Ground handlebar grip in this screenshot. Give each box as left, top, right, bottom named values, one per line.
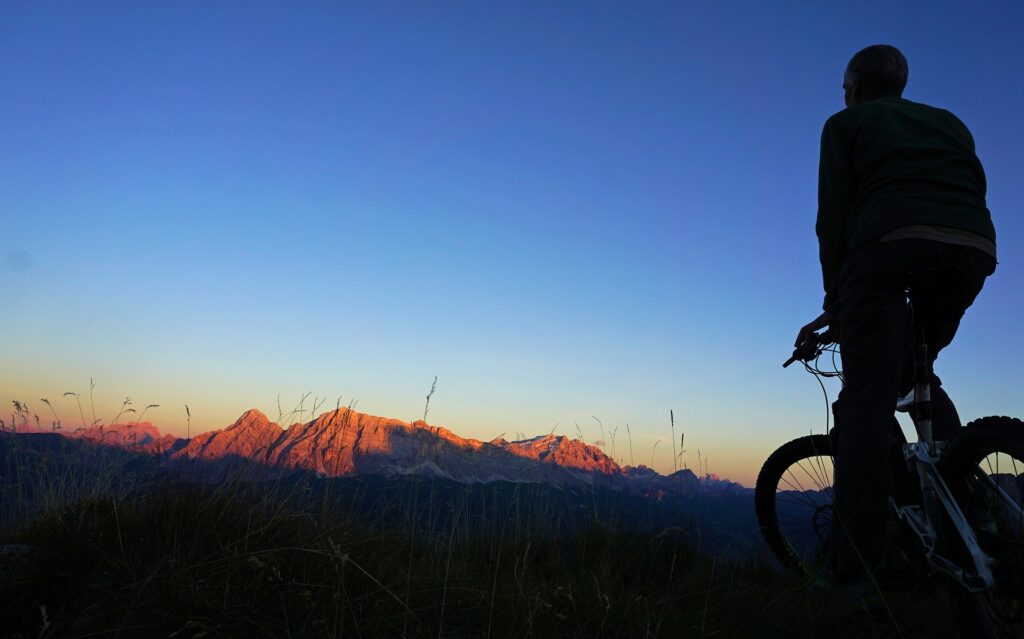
left=784, top=329, right=833, bottom=368
left=819, top=327, right=838, bottom=345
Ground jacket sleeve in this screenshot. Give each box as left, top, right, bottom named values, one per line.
left=816, top=115, right=853, bottom=314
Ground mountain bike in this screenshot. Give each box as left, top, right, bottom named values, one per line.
left=754, top=284, right=1024, bottom=638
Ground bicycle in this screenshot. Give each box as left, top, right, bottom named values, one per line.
left=754, top=279, right=1024, bottom=638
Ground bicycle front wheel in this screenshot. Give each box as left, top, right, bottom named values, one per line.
left=755, top=434, right=835, bottom=576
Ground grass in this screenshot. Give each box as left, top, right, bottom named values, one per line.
left=0, top=400, right=980, bottom=638
left=0, top=480, right=903, bottom=639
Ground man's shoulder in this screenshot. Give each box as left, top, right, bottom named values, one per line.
left=853, top=96, right=964, bottom=125
left=821, top=109, right=849, bottom=135
left=825, top=97, right=970, bottom=140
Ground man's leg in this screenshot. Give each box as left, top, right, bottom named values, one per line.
left=897, top=245, right=995, bottom=440
left=831, top=241, right=996, bottom=581
left=831, top=242, right=908, bottom=582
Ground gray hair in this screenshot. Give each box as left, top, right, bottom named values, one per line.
left=846, top=45, right=908, bottom=99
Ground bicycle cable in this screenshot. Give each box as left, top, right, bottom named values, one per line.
left=800, top=343, right=843, bottom=436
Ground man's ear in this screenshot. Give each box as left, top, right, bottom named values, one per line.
left=845, top=78, right=860, bottom=107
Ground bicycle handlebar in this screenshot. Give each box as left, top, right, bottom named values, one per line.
left=783, top=328, right=837, bottom=368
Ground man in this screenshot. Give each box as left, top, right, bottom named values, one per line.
left=794, top=44, right=997, bottom=585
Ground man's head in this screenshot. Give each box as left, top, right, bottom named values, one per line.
left=843, top=45, right=908, bottom=107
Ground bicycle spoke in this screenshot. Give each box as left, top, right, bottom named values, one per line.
left=798, top=456, right=831, bottom=491
left=777, top=512, right=822, bottom=526
left=787, top=462, right=830, bottom=496
left=807, top=454, right=836, bottom=500
left=978, top=453, right=1024, bottom=538
left=796, top=458, right=831, bottom=494
left=779, top=471, right=811, bottom=497
left=813, top=453, right=835, bottom=489
left=775, top=499, right=812, bottom=514
left=778, top=472, right=824, bottom=510
left=772, top=455, right=834, bottom=565
left=776, top=488, right=824, bottom=513
left=776, top=493, right=826, bottom=509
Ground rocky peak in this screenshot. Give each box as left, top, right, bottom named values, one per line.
left=174, top=409, right=283, bottom=464
left=229, top=409, right=276, bottom=431
left=501, top=433, right=621, bottom=475
left=622, top=464, right=658, bottom=478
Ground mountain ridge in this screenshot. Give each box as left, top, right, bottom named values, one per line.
left=14, top=407, right=748, bottom=495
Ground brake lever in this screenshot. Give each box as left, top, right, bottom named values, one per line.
left=783, top=333, right=828, bottom=368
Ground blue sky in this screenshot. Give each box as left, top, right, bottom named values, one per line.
left=3, top=1, right=1022, bottom=484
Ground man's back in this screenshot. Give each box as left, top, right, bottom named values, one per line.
left=816, top=96, right=996, bottom=311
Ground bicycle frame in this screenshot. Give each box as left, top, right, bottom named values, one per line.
left=898, top=441, right=995, bottom=591
left=895, top=299, right=995, bottom=592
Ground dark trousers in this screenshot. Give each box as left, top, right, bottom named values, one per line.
left=830, top=238, right=995, bottom=580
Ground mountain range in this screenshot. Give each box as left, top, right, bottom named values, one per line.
left=11, top=407, right=749, bottom=497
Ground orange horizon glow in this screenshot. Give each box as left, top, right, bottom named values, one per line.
left=3, top=383, right=765, bottom=487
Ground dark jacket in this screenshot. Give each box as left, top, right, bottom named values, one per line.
left=816, top=95, right=996, bottom=313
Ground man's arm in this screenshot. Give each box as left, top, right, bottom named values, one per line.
left=815, top=115, right=853, bottom=314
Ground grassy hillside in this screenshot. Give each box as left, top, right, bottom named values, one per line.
left=0, top=433, right=968, bottom=638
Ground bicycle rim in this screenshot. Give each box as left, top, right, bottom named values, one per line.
left=942, top=417, right=1024, bottom=634
left=756, top=435, right=835, bottom=574
left=965, top=453, right=1024, bottom=627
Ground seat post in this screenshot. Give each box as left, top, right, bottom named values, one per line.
left=910, top=296, right=935, bottom=455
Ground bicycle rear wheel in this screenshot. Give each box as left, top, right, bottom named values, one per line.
left=939, top=416, right=1024, bottom=638
left=755, top=434, right=835, bottom=575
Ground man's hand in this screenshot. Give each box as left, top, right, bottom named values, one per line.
left=794, top=311, right=833, bottom=349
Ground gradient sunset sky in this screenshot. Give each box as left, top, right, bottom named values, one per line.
left=3, top=2, right=1022, bottom=485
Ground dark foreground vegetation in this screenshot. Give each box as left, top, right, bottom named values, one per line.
left=0, top=432, right=972, bottom=638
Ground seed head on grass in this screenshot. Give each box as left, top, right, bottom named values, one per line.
left=63, top=391, right=86, bottom=430
left=11, top=400, right=30, bottom=431
left=134, top=404, right=160, bottom=427
left=310, top=395, right=326, bottom=421
left=423, top=376, right=438, bottom=423
left=626, top=424, right=634, bottom=467
left=40, top=398, right=60, bottom=431
left=88, top=378, right=96, bottom=428
left=670, top=410, right=677, bottom=474
left=109, top=396, right=133, bottom=427
left=591, top=417, right=605, bottom=452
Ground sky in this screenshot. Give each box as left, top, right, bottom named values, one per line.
left=3, top=1, right=1023, bottom=486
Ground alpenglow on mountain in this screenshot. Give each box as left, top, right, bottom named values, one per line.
left=14, top=407, right=748, bottom=496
